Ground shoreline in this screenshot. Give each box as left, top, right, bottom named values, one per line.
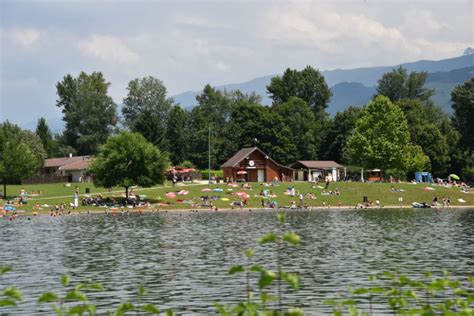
left=2, top=204, right=474, bottom=218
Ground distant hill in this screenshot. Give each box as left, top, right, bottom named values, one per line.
left=173, top=54, right=473, bottom=114
left=425, top=66, right=474, bottom=113
left=22, top=54, right=472, bottom=132
left=328, top=82, right=377, bottom=115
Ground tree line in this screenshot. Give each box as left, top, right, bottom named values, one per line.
left=1, top=66, right=473, bottom=189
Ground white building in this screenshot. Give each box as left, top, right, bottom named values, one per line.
left=291, top=160, right=345, bottom=182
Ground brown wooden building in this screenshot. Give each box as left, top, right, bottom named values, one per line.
left=221, top=147, right=293, bottom=182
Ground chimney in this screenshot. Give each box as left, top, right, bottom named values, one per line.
left=69, top=153, right=73, bottom=158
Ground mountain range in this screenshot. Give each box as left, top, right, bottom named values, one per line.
left=173, top=52, right=474, bottom=115
left=21, top=51, right=474, bottom=132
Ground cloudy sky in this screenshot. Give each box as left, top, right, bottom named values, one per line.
left=1, top=0, right=472, bottom=126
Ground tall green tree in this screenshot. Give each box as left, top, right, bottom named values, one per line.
left=166, top=105, right=191, bottom=165
left=122, top=76, right=173, bottom=149
left=267, top=66, right=332, bottom=116
left=397, top=99, right=450, bottom=175
left=189, top=85, right=232, bottom=169
left=346, top=96, right=412, bottom=172
left=35, top=117, right=56, bottom=157
left=405, top=144, right=431, bottom=175
left=377, top=67, right=433, bottom=102
left=225, top=101, right=297, bottom=165
left=319, top=106, right=363, bottom=163
left=272, top=97, right=318, bottom=160
left=89, top=132, right=169, bottom=199
left=56, top=71, right=118, bottom=155
left=451, top=78, right=474, bottom=151
left=0, top=122, right=45, bottom=197
left=451, top=78, right=474, bottom=180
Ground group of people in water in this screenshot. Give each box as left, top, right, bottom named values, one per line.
left=432, top=196, right=451, bottom=207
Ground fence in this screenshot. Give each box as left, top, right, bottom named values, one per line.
left=22, top=175, right=69, bottom=185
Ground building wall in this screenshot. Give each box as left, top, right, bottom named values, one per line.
left=223, top=168, right=233, bottom=180
left=69, top=170, right=85, bottom=182
left=222, top=149, right=294, bottom=182
left=265, top=160, right=280, bottom=182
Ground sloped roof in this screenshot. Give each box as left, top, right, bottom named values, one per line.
left=295, top=160, right=344, bottom=169
left=221, top=147, right=258, bottom=168
left=59, top=158, right=93, bottom=171
left=221, top=147, right=293, bottom=170
left=44, top=156, right=84, bottom=168
left=44, top=156, right=92, bottom=171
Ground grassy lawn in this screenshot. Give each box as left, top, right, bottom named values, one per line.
left=1, top=181, right=473, bottom=215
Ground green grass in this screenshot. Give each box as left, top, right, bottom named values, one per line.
left=1, top=181, right=473, bottom=215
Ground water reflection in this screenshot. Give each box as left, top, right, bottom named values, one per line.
left=0, top=209, right=473, bottom=314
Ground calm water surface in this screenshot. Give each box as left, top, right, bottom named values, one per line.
left=0, top=208, right=473, bottom=315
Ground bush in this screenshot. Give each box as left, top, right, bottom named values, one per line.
left=385, top=168, right=407, bottom=181
left=179, top=160, right=195, bottom=169
left=201, top=170, right=224, bottom=180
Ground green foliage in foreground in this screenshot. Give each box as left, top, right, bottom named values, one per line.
left=215, top=212, right=302, bottom=315
left=1, top=214, right=473, bottom=315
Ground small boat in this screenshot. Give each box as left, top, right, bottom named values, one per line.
left=412, top=202, right=431, bottom=208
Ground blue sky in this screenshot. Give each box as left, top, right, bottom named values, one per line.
left=1, top=0, right=472, bottom=126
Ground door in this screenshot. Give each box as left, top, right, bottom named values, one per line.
left=258, top=169, right=265, bottom=182
left=297, top=171, right=304, bottom=181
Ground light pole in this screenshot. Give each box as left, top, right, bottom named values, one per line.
left=208, top=125, right=211, bottom=187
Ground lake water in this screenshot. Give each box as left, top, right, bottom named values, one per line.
left=0, top=208, right=473, bottom=315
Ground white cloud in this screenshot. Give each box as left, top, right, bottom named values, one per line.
left=261, top=2, right=470, bottom=68
left=77, top=34, right=139, bottom=64
left=2, top=28, right=41, bottom=49
left=1, top=0, right=472, bottom=125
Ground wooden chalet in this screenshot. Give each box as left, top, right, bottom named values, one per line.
left=221, top=147, right=293, bottom=182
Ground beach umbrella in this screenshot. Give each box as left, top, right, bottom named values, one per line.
left=449, top=174, right=460, bottom=180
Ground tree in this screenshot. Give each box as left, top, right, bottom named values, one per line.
left=272, top=97, right=318, bottom=160
left=267, top=66, right=332, bottom=115
left=166, top=105, right=191, bottom=165
left=225, top=101, right=297, bottom=165
left=376, top=67, right=433, bottom=102
left=405, top=144, right=431, bottom=175
left=122, top=76, right=173, bottom=149
left=346, top=96, right=411, bottom=172
left=89, top=132, right=169, bottom=199
left=397, top=99, right=450, bottom=175
left=319, top=106, right=363, bottom=163
left=35, top=118, right=56, bottom=157
left=189, top=85, right=232, bottom=169
left=56, top=72, right=118, bottom=155
left=451, top=78, right=474, bottom=151
left=0, top=122, right=44, bottom=197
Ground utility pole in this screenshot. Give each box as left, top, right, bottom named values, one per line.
left=208, top=125, right=211, bottom=187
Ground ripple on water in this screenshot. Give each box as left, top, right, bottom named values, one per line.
left=0, top=208, right=473, bottom=314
